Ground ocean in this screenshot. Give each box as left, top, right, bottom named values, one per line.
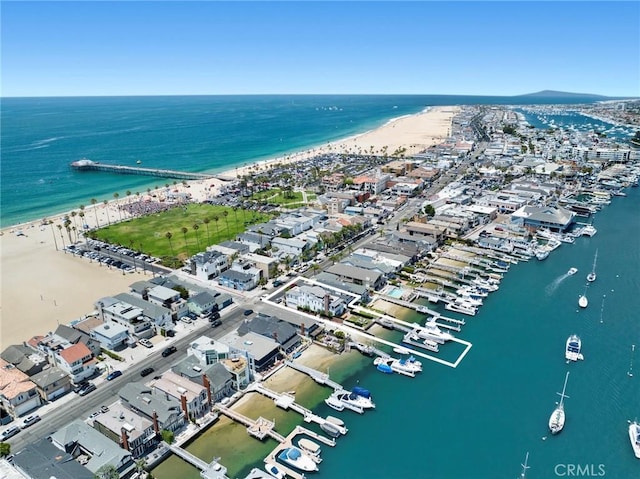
left=3, top=94, right=638, bottom=478
left=0, top=94, right=609, bottom=228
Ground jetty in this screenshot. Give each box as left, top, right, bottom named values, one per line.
left=70, top=158, right=215, bottom=181
left=284, top=361, right=343, bottom=391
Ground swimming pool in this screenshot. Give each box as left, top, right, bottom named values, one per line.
left=387, top=287, right=405, bottom=299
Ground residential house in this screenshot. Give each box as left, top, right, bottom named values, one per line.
left=146, top=285, right=189, bottom=320
left=112, top=293, right=174, bottom=334
left=189, top=250, right=230, bottom=281
left=119, top=383, right=185, bottom=435
left=326, top=264, right=385, bottom=291
left=95, top=298, right=155, bottom=340
left=218, top=330, right=280, bottom=377
left=93, top=402, right=158, bottom=458
left=242, top=252, right=279, bottom=279
left=217, top=269, right=258, bottom=291
left=285, top=284, right=346, bottom=317
left=405, top=221, right=448, bottom=245
left=49, top=419, right=134, bottom=478
left=55, top=324, right=102, bottom=358
left=0, top=344, right=47, bottom=376
left=186, top=337, right=250, bottom=390
left=150, top=371, right=209, bottom=420
left=172, top=357, right=234, bottom=403
left=90, top=321, right=130, bottom=350
left=11, top=438, right=93, bottom=479
left=237, top=231, right=271, bottom=252
left=0, top=359, right=42, bottom=419
left=53, top=343, right=97, bottom=384
left=30, top=366, right=71, bottom=401
left=237, top=313, right=302, bottom=354
left=188, top=291, right=218, bottom=316
left=271, top=237, right=310, bottom=258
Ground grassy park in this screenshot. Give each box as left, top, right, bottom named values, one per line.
left=91, top=204, right=271, bottom=266
left=249, top=188, right=314, bottom=208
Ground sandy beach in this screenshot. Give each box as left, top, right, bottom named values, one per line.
left=0, top=106, right=457, bottom=349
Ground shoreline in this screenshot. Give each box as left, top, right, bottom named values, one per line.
left=0, top=106, right=457, bottom=349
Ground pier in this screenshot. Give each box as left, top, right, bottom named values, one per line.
left=284, top=361, right=343, bottom=391
left=70, top=158, right=215, bottom=181
left=168, top=444, right=228, bottom=479
left=215, top=405, right=285, bottom=443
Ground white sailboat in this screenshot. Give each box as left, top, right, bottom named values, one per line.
left=549, top=371, right=570, bottom=434
left=578, top=285, right=588, bottom=308
left=587, top=249, right=598, bottom=282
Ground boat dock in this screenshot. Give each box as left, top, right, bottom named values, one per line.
left=70, top=158, right=215, bottom=181
left=284, top=361, right=343, bottom=391
left=402, top=332, right=440, bottom=352
left=263, top=425, right=334, bottom=479
left=168, top=444, right=228, bottom=479
left=249, top=383, right=342, bottom=438
left=215, top=405, right=285, bottom=443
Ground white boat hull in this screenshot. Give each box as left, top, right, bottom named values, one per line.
left=629, top=422, right=640, bottom=459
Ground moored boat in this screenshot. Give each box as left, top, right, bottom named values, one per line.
left=319, top=421, right=341, bottom=438
left=565, top=335, right=584, bottom=361
left=324, top=394, right=345, bottom=412
left=277, top=447, right=318, bottom=472
left=549, top=371, right=570, bottom=435
left=264, top=462, right=285, bottom=479
left=298, top=438, right=322, bottom=458
left=629, top=420, right=640, bottom=459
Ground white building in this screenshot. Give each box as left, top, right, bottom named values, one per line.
left=285, top=284, right=346, bottom=317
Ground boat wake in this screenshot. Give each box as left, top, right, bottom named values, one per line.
left=545, top=274, right=569, bottom=295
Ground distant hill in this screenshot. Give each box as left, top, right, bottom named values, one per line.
left=514, top=90, right=611, bottom=100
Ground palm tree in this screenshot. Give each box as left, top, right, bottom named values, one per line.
left=203, top=217, right=211, bottom=245
left=181, top=226, right=189, bottom=255
left=165, top=232, right=175, bottom=257
left=48, top=220, right=59, bottom=251
left=78, top=211, right=85, bottom=231
left=232, top=206, right=239, bottom=226
left=103, top=200, right=111, bottom=225
left=90, top=198, right=99, bottom=227
left=125, top=190, right=132, bottom=204
left=70, top=210, right=78, bottom=234
left=222, top=210, right=229, bottom=232
left=213, top=214, right=220, bottom=238
left=113, top=192, right=122, bottom=221
left=57, top=224, right=66, bottom=249
left=193, top=223, right=201, bottom=250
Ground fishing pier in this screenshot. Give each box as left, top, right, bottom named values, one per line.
left=70, top=158, right=215, bottom=181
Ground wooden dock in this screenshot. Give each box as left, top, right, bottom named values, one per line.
left=263, top=426, right=333, bottom=479
left=215, top=405, right=285, bottom=443
left=284, top=361, right=343, bottom=391
left=168, top=444, right=229, bottom=479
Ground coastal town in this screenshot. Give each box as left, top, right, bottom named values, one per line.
left=1, top=101, right=640, bottom=479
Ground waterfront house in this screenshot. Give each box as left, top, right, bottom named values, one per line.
left=218, top=330, right=280, bottom=377
left=285, top=284, right=346, bottom=317
left=11, top=438, right=93, bottom=479
left=30, top=366, right=72, bottom=401
left=237, top=313, right=301, bottom=354
left=326, top=263, right=385, bottom=291
left=50, top=419, right=134, bottom=478
left=0, top=359, right=42, bottom=419
left=0, top=343, right=47, bottom=376
left=314, top=272, right=371, bottom=304
left=119, top=383, right=185, bottom=435
left=52, top=342, right=97, bottom=384
left=112, top=293, right=174, bottom=334
left=186, top=337, right=251, bottom=390
left=150, top=370, right=209, bottom=420
left=510, top=205, right=575, bottom=232
left=95, top=298, right=155, bottom=340
left=93, top=402, right=158, bottom=458
left=55, top=324, right=102, bottom=358
left=173, top=356, right=234, bottom=403
left=90, top=321, right=130, bottom=350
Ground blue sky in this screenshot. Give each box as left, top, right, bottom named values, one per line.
left=2, top=1, right=638, bottom=97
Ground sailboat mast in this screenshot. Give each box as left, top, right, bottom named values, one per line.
left=557, top=371, right=570, bottom=406
left=520, top=452, right=530, bottom=479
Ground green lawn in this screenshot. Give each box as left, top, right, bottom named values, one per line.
left=92, top=204, right=271, bottom=263
left=249, top=188, right=304, bottom=205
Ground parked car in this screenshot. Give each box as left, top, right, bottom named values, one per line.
left=243, top=309, right=254, bottom=316
left=162, top=346, right=177, bottom=358
left=180, top=317, right=192, bottom=324
left=78, top=382, right=97, bottom=396
left=88, top=411, right=101, bottom=420
left=1, top=426, right=20, bottom=440
left=106, top=370, right=123, bottom=381
left=22, top=414, right=41, bottom=428
left=100, top=405, right=110, bottom=413
left=138, top=339, right=153, bottom=348
left=209, top=312, right=221, bottom=321
left=140, top=367, right=155, bottom=377
left=73, top=382, right=88, bottom=394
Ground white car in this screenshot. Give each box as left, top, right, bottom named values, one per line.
left=22, top=414, right=41, bottom=428
left=138, top=339, right=153, bottom=348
